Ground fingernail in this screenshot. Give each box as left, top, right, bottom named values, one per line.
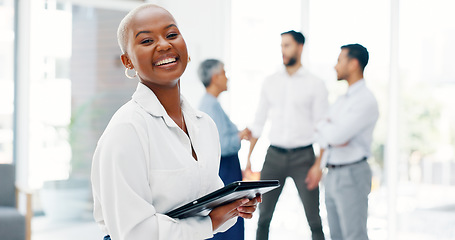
left=241, top=199, right=249, bottom=204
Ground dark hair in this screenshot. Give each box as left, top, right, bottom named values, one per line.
left=341, top=44, right=369, bottom=70
left=281, top=30, right=305, bottom=45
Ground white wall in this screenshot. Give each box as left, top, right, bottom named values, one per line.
left=155, top=0, right=231, bottom=107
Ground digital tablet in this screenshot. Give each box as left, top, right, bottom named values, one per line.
left=165, top=180, right=280, bottom=219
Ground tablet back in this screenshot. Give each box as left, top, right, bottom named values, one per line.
left=166, top=180, right=280, bottom=219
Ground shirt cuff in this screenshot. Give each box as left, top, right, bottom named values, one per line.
left=215, top=216, right=237, bottom=234
left=320, top=151, right=328, bottom=169
left=248, top=125, right=261, bottom=139
left=315, top=132, right=329, bottom=149
left=186, top=215, right=213, bottom=240
left=157, top=214, right=214, bottom=240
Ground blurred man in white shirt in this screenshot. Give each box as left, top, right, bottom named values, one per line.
left=314, top=44, right=379, bottom=240
left=244, top=30, right=327, bottom=240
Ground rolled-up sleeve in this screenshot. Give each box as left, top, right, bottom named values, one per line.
left=249, top=84, right=269, bottom=138
left=315, top=120, right=330, bottom=149
left=315, top=96, right=378, bottom=147
left=312, top=81, right=329, bottom=125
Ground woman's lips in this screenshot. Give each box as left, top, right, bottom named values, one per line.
left=155, top=57, right=177, bottom=66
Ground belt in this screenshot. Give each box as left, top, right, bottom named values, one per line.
left=270, top=145, right=313, bottom=153
left=326, top=157, right=367, bottom=169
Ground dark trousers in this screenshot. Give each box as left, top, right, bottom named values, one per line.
left=210, top=153, right=245, bottom=240
left=256, top=146, right=324, bottom=240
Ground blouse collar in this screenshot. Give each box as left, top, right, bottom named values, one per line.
left=132, top=82, right=203, bottom=127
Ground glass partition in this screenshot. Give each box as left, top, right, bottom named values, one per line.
left=0, top=0, right=15, bottom=164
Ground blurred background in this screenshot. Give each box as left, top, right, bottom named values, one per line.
left=1, top=0, right=455, bottom=239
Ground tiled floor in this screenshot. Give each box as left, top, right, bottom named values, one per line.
left=32, top=180, right=455, bottom=240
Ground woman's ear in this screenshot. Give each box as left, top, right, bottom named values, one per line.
left=121, top=53, right=133, bottom=69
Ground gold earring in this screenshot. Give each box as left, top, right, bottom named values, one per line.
left=188, top=56, right=191, bottom=63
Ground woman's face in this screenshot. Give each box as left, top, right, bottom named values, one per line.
left=123, top=7, right=188, bottom=87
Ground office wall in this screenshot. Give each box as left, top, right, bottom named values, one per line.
left=68, top=0, right=231, bottom=179
left=70, top=6, right=136, bottom=179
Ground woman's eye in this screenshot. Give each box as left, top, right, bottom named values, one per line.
left=141, top=39, right=153, bottom=44
left=167, top=33, right=178, bottom=39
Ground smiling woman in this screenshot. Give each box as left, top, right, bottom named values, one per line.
left=90, top=4, right=261, bottom=240
left=120, top=7, right=188, bottom=88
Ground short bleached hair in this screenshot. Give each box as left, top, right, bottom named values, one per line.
left=117, top=4, right=171, bottom=54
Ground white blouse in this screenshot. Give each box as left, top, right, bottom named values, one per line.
left=91, top=83, right=236, bottom=240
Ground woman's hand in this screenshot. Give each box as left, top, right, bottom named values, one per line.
left=237, top=195, right=261, bottom=219
left=209, top=195, right=262, bottom=231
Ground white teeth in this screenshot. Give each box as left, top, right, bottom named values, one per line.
left=156, top=58, right=176, bottom=66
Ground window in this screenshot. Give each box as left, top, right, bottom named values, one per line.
left=0, top=0, right=14, bottom=164
left=399, top=0, right=455, bottom=185
left=28, top=1, right=73, bottom=186
left=231, top=0, right=303, bottom=170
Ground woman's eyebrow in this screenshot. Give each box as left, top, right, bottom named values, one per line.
left=135, top=30, right=151, bottom=39
left=165, top=24, right=177, bottom=29
left=135, top=24, right=178, bottom=39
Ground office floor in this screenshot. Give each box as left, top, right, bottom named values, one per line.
left=32, top=180, right=455, bottom=240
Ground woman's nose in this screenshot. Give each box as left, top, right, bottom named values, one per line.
left=156, top=37, right=171, bottom=51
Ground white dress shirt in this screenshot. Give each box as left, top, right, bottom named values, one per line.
left=249, top=66, right=329, bottom=148
left=316, top=79, right=379, bottom=166
left=91, top=83, right=236, bottom=240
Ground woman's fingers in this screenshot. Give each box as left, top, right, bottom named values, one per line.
left=237, top=205, right=257, bottom=213
left=236, top=194, right=262, bottom=219
left=241, top=195, right=262, bottom=206
left=210, top=198, right=249, bottom=230
left=222, top=198, right=249, bottom=214
left=239, top=212, right=253, bottom=219
left=210, top=195, right=262, bottom=229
